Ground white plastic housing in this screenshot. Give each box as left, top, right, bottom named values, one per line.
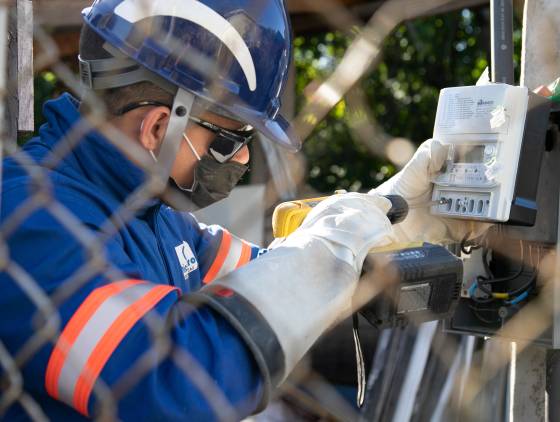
left=430, top=84, right=529, bottom=222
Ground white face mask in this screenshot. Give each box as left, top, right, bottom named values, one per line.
left=149, top=150, right=158, bottom=162
left=173, top=133, right=202, bottom=193
left=143, top=117, right=159, bottom=163
left=183, top=133, right=201, bottom=161
left=140, top=118, right=198, bottom=161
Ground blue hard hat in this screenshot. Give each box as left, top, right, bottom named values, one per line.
left=82, top=0, right=300, bottom=151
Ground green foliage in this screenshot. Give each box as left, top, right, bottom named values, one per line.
left=23, top=7, right=524, bottom=196
left=18, top=71, right=61, bottom=145
left=34, top=71, right=60, bottom=131
left=296, top=7, right=522, bottom=193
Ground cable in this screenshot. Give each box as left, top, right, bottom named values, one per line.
left=507, top=273, right=536, bottom=297
left=467, top=248, right=495, bottom=301
left=469, top=241, right=539, bottom=316
left=480, top=241, right=525, bottom=285
left=468, top=281, right=478, bottom=298
left=468, top=241, right=544, bottom=325
left=460, top=231, right=485, bottom=255
left=474, top=278, right=493, bottom=297
left=505, top=289, right=531, bottom=306
left=504, top=244, right=540, bottom=298
left=468, top=303, right=501, bottom=324
left=482, top=248, right=494, bottom=278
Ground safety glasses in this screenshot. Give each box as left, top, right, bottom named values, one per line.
left=115, top=101, right=255, bottom=163
left=188, top=116, right=254, bottom=163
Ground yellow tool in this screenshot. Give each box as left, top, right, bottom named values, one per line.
left=272, top=195, right=330, bottom=238
left=272, top=193, right=445, bottom=238
left=271, top=193, right=464, bottom=331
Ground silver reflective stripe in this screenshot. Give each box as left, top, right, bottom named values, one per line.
left=214, top=235, right=245, bottom=281
left=55, top=283, right=154, bottom=407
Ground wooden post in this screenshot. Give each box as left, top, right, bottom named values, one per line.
left=0, top=2, right=8, bottom=146
left=6, top=0, right=33, bottom=143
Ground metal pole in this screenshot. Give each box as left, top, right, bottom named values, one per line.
left=392, top=321, right=438, bottom=422
left=490, top=0, right=515, bottom=84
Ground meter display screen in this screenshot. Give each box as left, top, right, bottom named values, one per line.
left=453, top=145, right=485, bottom=163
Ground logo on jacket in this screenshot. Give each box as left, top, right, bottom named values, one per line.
left=175, top=241, right=199, bottom=280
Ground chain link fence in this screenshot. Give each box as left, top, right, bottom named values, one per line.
left=0, top=0, right=558, bottom=421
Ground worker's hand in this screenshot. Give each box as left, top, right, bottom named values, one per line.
left=200, top=192, right=397, bottom=386
left=373, top=138, right=492, bottom=244
left=295, top=192, right=397, bottom=273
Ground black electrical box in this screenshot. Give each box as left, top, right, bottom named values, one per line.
left=359, top=244, right=463, bottom=329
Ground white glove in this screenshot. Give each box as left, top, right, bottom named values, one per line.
left=374, top=138, right=492, bottom=244
left=295, top=192, right=396, bottom=273
left=193, top=192, right=396, bottom=401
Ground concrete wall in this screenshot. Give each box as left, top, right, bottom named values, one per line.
left=521, top=0, right=560, bottom=89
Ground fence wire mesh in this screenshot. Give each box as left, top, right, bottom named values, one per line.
left=0, top=0, right=557, bottom=421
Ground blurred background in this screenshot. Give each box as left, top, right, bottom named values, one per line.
left=28, top=0, right=525, bottom=196
left=9, top=1, right=559, bottom=421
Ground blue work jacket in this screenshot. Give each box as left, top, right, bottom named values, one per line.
left=0, top=93, right=264, bottom=420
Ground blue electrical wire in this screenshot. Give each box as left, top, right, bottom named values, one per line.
left=468, top=280, right=478, bottom=297
left=506, top=289, right=531, bottom=305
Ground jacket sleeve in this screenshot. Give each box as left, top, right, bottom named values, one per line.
left=0, top=190, right=263, bottom=420
left=193, top=223, right=266, bottom=284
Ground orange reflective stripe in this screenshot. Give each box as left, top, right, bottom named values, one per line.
left=203, top=230, right=232, bottom=284
left=45, top=281, right=180, bottom=416
left=73, top=285, right=177, bottom=415
left=235, top=241, right=252, bottom=269
left=45, top=280, right=144, bottom=399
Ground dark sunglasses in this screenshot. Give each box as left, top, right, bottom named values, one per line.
left=188, top=116, right=254, bottom=163
left=116, top=100, right=255, bottom=163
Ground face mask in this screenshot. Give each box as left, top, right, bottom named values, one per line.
left=185, top=155, right=248, bottom=208
left=168, top=134, right=248, bottom=209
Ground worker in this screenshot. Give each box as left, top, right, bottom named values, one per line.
left=0, top=1, right=484, bottom=420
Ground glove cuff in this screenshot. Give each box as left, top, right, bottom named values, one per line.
left=188, top=287, right=284, bottom=413
left=190, top=235, right=358, bottom=402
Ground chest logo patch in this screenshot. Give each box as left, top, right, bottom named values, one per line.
left=175, top=241, right=199, bottom=280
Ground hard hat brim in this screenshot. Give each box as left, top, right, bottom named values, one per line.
left=195, top=99, right=302, bottom=152
left=246, top=112, right=301, bottom=152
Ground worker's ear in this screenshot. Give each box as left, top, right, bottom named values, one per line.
left=138, top=107, right=171, bottom=153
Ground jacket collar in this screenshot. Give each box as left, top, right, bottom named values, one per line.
left=39, top=93, right=155, bottom=206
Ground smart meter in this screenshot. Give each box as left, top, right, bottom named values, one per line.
left=430, top=84, right=550, bottom=225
